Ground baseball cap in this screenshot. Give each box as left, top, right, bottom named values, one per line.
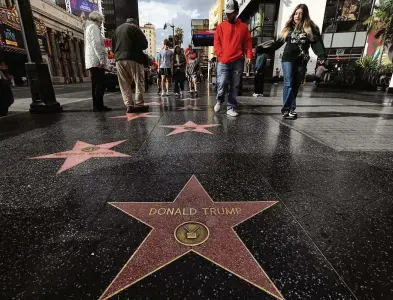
left=224, top=0, right=239, bottom=14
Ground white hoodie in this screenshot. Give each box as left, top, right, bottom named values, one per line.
left=84, top=21, right=107, bottom=69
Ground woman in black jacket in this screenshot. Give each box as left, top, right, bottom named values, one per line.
left=173, top=45, right=186, bottom=96
left=257, top=4, right=327, bottom=119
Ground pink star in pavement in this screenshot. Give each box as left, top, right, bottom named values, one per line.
left=180, top=97, right=201, bottom=101
left=177, top=105, right=202, bottom=111
left=110, top=113, right=158, bottom=121
left=160, top=121, right=219, bottom=136
left=144, top=102, right=162, bottom=106
left=30, top=140, right=130, bottom=174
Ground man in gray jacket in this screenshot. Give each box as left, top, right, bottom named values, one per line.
left=113, top=18, right=149, bottom=113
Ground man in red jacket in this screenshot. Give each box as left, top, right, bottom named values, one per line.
left=214, top=0, right=252, bottom=117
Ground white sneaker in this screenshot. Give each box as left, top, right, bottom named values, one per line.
left=165, top=91, right=169, bottom=96
left=161, top=91, right=165, bottom=97
left=214, top=102, right=221, bottom=113
left=175, top=93, right=179, bottom=96
left=253, top=93, right=258, bottom=97
left=180, top=91, right=183, bottom=96
left=227, top=108, right=238, bottom=117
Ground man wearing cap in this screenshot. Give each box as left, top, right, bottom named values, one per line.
left=214, top=0, right=252, bottom=117
left=112, top=18, right=149, bottom=113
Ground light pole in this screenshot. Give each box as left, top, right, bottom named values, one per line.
left=164, top=22, right=175, bottom=47
left=15, top=0, right=62, bottom=113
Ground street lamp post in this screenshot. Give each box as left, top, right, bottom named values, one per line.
left=164, top=22, right=175, bottom=46
left=15, top=0, right=62, bottom=113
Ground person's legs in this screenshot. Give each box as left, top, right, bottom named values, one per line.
left=281, top=61, right=295, bottom=113
left=132, top=61, right=145, bottom=106
left=90, top=67, right=99, bottom=108
left=180, top=75, right=185, bottom=92
left=193, top=77, right=198, bottom=92
left=95, top=68, right=106, bottom=108
left=174, top=70, right=180, bottom=94
left=216, top=62, right=229, bottom=104
left=161, top=71, right=166, bottom=94
left=165, top=69, right=171, bottom=93
left=292, top=63, right=307, bottom=110
left=227, top=59, right=244, bottom=110
left=116, top=60, right=134, bottom=108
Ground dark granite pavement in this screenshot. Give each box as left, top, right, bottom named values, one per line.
left=0, top=84, right=392, bottom=300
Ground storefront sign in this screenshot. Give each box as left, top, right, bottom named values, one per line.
left=0, top=21, right=24, bottom=49
left=70, top=0, right=99, bottom=21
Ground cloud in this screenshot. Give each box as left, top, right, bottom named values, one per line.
left=139, top=0, right=210, bottom=50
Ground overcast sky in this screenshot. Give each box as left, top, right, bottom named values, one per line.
left=139, top=0, right=213, bottom=51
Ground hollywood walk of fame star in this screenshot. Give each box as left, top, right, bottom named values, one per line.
left=160, top=121, right=219, bottom=136
left=144, top=102, right=162, bottom=106
left=100, top=176, right=283, bottom=300
left=177, top=105, right=202, bottom=111
left=110, top=113, right=158, bottom=121
left=30, top=140, right=129, bottom=174
left=180, top=97, right=201, bottom=101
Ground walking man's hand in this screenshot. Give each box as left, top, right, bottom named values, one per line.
left=246, top=58, right=251, bottom=65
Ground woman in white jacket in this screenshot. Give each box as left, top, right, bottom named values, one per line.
left=84, top=12, right=111, bottom=112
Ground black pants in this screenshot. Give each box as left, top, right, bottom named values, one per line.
left=90, top=67, right=106, bottom=109
left=174, top=69, right=185, bottom=93
left=254, top=72, right=264, bottom=94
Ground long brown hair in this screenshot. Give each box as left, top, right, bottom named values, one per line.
left=281, top=4, right=316, bottom=41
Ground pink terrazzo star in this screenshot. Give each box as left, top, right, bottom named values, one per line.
left=110, top=113, right=158, bottom=121
left=160, top=121, right=219, bottom=136
left=177, top=105, right=202, bottom=111
left=144, top=102, right=162, bottom=106
left=99, top=176, right=283, bottom=300
left=180, top=97, right=201, bottom=101
left=30, top=140, right=130, bottom=174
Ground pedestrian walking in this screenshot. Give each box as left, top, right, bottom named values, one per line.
left=253, top=52, right=266, bottom=97
left=158, top=40, right=173, bottom=97
left=186, top=51, right=200, bottom=95
left=173, top=45, right=186, bottom=96
left=113, top=17, right=149, bottom=113
left=257, top=4, right=327, bottom=119
left=273, top=68, right=281, bottom=85
left=214, top=0, right=252, bottom=117
left=84, top=12, right=111, bottom=112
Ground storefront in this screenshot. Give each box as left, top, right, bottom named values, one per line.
left=0, top=1, right=89, bottom=84
left=238, top=0, right=280, bottom=77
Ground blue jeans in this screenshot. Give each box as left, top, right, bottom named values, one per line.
left=282, top=61, right=306, bottom=112
left=216, top=60, right=244, bottom=109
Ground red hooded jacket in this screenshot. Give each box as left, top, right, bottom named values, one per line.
left=214, top=19, right=252, bottom=64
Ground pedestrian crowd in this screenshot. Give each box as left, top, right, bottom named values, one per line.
left=82, top=1, right=328, bottom=119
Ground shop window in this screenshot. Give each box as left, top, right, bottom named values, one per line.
left=336, top=20, right=357, bottom=32
left=358, top=0, right=373, bottom=21
left=324, top=0, right=339, bottom=22
left=331, top=32, right=355, bottom=47
left=323, top=22, right=337, bottom=33
left=337, top=0, right=361, bottom=21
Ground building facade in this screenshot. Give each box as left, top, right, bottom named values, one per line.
left=141, top=23, right=156, bottom=58
left=208, top=0, right=223, bottom=60
left=0, top=0, right=89, bottom=84
left=237, top=0, right=376, bottom=76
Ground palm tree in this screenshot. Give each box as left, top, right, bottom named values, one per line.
left=364, top=0, right=393, bottom=64
left=174, top=27, right=184, bottom=46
